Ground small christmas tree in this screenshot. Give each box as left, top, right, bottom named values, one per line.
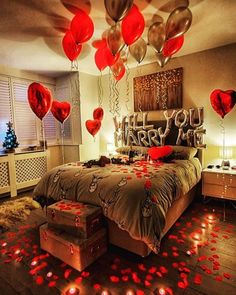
left=3, top=122, right=19, bottom=152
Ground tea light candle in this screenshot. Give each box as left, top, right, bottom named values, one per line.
left=201, top=222, right=207, bottom=228
left=47, top=272, right=53, bottom=278
left=186, top=250, right=191, bottom=256
left=14, top=249, right=21, bottom=255
left=159, top=288, right=166, bottom=295
left=207, top=215, right=214, bottom=221
left=126, top=290, right=135, bottom=295
left=101, top=291, right=111, bottom=295
left=31, top=260, right=37, bottom=266
left=193, top=233, right=200, bottom=241
left=66, top=287, right=79, bottom=295
left=1, top=242, right=7, bottom=247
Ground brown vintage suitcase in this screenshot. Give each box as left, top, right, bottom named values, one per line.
left=40, top=223, right=107, bottom=272
left=47, top=200, right=103, bottom=238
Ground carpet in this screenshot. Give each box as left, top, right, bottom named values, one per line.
left=0, top=196, right=40, bottom=232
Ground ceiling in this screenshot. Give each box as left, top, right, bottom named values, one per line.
left=0, top=0, right=235, bottom=77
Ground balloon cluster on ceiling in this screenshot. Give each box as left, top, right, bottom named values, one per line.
left=62, top=0, right=193, bottom=80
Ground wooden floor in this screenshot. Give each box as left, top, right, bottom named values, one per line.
left=0, top=194, right=235, bottom=295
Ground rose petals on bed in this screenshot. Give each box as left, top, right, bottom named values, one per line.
left=194, top=274, right=202, bottom=285
left=110, top=275, right=120, bottom=283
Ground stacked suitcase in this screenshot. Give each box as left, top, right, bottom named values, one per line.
left=40, top=200, right=107, bottom=271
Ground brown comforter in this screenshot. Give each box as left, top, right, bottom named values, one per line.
left=34, top=158, right=201, bottom=253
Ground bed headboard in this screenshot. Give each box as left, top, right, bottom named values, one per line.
left=113, top=107, right=206, bottom=151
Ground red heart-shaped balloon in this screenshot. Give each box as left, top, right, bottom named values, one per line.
left=210, top=89, right=236, bottom=118
left=28, top=82, right=52, bottom=120
left=148, top=146, right=173, bottom=160
left=93, top=107, right=104, bottom=121
left=51, top=100, right=71, bottom=123
left=85, top=119, right=101, bottom=137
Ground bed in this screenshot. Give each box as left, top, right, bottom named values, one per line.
left=33, top=150, right=202, bottom=256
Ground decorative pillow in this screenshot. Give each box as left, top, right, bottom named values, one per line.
left=148, top=146, right=173, bottom=161
left=116, top=146, right=149, bottom=155
left=171, top=146, right=198, bottom=160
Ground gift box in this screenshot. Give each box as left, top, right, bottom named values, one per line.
left=40, top=223, right=107, bottom=272
left=47, top=200, right=103, bottom=238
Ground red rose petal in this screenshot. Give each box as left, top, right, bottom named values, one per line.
left=223, top=273, right=231, bottom=279
left=35, top=276, right=44, bottom=285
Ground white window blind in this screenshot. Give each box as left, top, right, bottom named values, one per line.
left=55, top=84, right=72, bottom=140
left=43, top=85, right=58, bottom=143
left=0, top=76, right=12, bottom=145
left=12, top=80, right=38, bottom=145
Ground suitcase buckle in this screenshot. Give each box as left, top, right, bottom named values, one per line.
left=69, top=243, right=74, bottom=255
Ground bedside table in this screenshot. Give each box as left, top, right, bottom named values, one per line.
left=202, top=168, right=236, bottom=201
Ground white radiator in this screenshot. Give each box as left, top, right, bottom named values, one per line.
left=0, top=151, right=48, bottom=197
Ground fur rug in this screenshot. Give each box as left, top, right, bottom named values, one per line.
left=0, top=197, right=40, bottom=232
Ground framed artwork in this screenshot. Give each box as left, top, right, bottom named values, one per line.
left=133, top=67, right=183, bottom=111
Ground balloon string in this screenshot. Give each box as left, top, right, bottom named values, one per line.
left=125, top=60, right=131, bottom=113
left=71, top=60, right=78, bottom=71
left=98, top=72, right=103, bottom=107
left=61, top=123, right=65, bottom=165
left=219, top=119, right=225, bottom=161
left=70, top=71, right=80, bottom=111
left=41, top=119, right=46, bottom=151
left=114, top=81, right=121, bottom=117
left=109, top=70, right=115, bottom=115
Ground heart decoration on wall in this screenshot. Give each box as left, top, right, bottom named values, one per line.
left=28, top=82, right=52, bottom=120
left=210, top=89, right=236, bottom=118
left=51, top=100, right=71, bottom=123
left=85, top=119, right=101, bottom=137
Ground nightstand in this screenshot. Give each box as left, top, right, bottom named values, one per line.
left=202, top=168, right=236, bottom=201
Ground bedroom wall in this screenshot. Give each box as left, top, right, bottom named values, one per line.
left=79, top=72, right=100, bottom=161
left=99, top=43, right=236, bottom=167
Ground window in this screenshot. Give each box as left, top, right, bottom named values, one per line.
left=0, top=75, right=58, bottom=149
left=12, top=79, right=38, bottom=145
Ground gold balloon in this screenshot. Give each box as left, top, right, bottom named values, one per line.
left=148, top=22, right=165, bottom=53
left=104, top=0, right=133, bottom=22
left=129, top=38, right=147, bottom=64
left=107, top=24, right=125, bottom=56
left=166, top=7, right=192, bottom=40
left=156, top=52, right=170, bottom=68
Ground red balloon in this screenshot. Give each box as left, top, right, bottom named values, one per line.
left=62, top=30, right=82, bottom=61
left=210, top=89, right=236, bottom=119
left=28, top=83, right=52, bottom=120
left=92, top=39, right=107, bottom=49
left=121, top=4, right=145, bottom=45
left=111, top=59, right=126, bottom=81
left=70, top=9, right=94, bottom=43
left=95, top=47, right=108, bottom=71
left=85, top=119, right=101, bottom=137
left=51, top=100, right=71, bottom=123
left=163, top=35, right=184, bottom=57
left=148, top=146, right=173, bottom=161
left=93, top=107, right=104, bottom=121
left=94, top=44, right=120, bottom=71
